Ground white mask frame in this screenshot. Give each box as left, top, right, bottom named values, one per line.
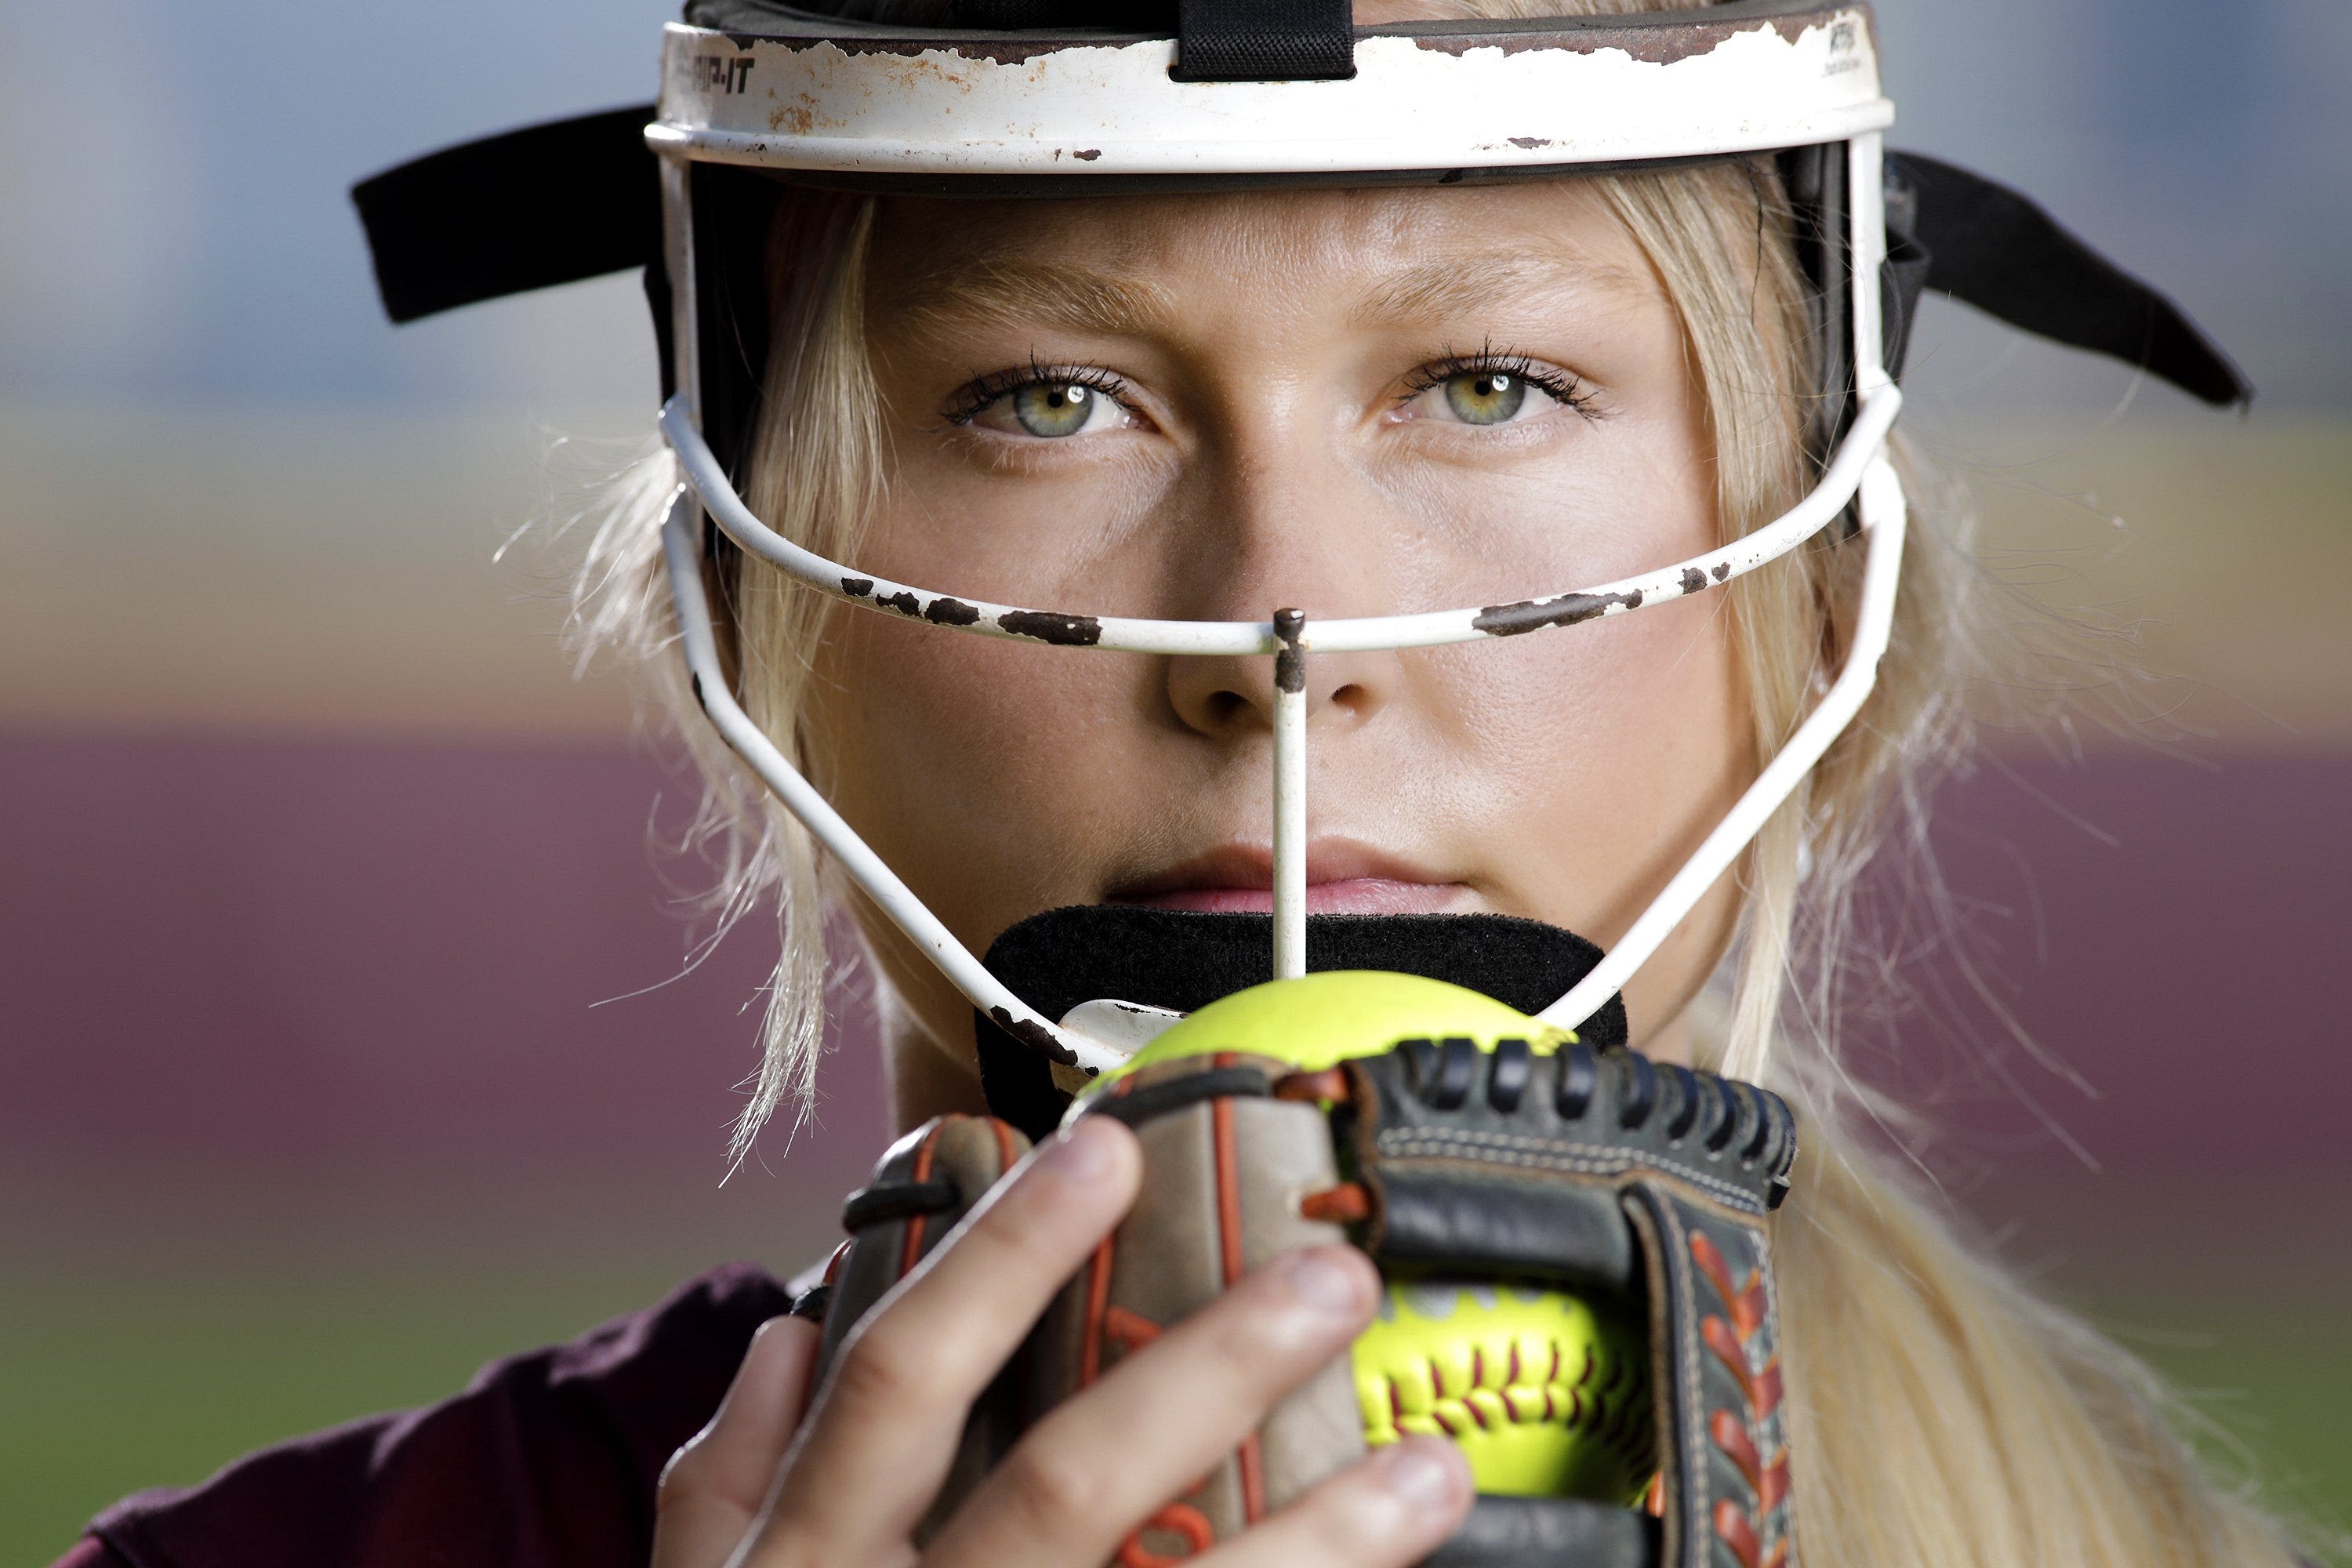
left=645, top=2, right=1909, bottom=1080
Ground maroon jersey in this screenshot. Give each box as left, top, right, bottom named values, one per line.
left=59, top=1263, right=792, bottom=1568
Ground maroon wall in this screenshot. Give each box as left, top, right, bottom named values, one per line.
left=3, top=729, right=2344, bottom=1276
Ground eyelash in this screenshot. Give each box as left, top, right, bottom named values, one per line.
left=938, top=347, right=1599, bottom=426
left=1399, top=347, right=1601, bottom=419
left=942, top=359, right=1134, bottom=426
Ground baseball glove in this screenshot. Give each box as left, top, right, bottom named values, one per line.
left=800, top=984, right=1798, bottom=1568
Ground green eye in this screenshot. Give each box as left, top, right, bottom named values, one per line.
left=1443, top=371, right=1528, bottom=426
left=1012, top=382, right=1102, bottom=437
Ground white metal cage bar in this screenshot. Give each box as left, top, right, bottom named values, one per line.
left=659, top=489, right=1128, bottom=1076
left=1535, top=456, right=1908, bottom=1036
left=1271, top=609, right=1309, bottom=982
left=650, top=103, right=1910, bottom=1069
left=659, top=386, right=1899, bottom=659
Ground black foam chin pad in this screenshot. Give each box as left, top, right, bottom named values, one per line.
left=971, top=907, right=1628, bottom=1138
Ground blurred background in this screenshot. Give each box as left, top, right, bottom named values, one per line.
left=2, top=0, right=2347, bottom=1560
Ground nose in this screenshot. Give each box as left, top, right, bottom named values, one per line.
left=1164, top=621, right=1392, bottom=738
left=1160, top=434, right=1403, bottom=741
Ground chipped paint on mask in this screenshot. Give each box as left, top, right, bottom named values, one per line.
left=654, top=5, right=1887, bottom=178
left=1473, top=589, right=1646, bottom=638
left=1273, top=608, right=1308, bottom=695
left=996, top=609, right=1104, bottom=647
left=990, top=1005, right=1083, bottom=1068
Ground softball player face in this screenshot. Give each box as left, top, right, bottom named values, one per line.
left=805, top=177, right=1751, bottom=1076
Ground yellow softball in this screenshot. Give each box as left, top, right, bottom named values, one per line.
left=1084, top=969, right=1573, bottom=1085
left=1094, top=971, right=1654, bottom=1501
left=1356, top=1275, right=1653, bottom=1502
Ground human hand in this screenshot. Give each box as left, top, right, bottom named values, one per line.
left=652, top=1114, right=1472, bottom=1568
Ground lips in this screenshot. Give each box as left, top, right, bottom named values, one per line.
left=1109, top=841, right=1473, bottom=917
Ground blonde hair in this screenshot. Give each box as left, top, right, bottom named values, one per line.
left=565, top=4, right=2314, bottom=1561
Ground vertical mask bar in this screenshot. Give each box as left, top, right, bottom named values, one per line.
left=1849, top=129, right=1889, bottom=394
left=1272, top=608, right=1308, bottom=981
left=657, top=153, right=700, bottom=426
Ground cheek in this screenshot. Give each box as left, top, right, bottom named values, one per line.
left=1434, top=401, right=1748, bottom=882
left=807, top=609, right=1155, bottom=939
left=1472, top=590, right=1746, bottom=779
left=858, top=429, right=1184, bottom=615
left=1436, top=581, right=1751, bottom=932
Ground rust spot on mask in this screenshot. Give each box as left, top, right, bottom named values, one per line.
left=996, top=609, right=1104, bottom=646
left=1273, top=608, right=1307, bottom=695
left=1472, top=588, right=1643, bottom=637
left=989, top=1006, right=1080, bottom=1067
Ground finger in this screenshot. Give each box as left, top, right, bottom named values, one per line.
left=1189, top=1439, right=1473, bottom=1568
left=922, top=1243, right=1382, bottom=1568
left=757, top=1116, right=1141, bottom=1555
left=653, top=1315, right=819, bottom=1568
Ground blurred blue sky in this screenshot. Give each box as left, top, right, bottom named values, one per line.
left=2, top=0, right=2344, bottom=408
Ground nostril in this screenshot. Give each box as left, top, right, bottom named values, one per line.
left=1331, top=681, right=1375, bottom=717
left=1201, top=688, right=1249, bottom=728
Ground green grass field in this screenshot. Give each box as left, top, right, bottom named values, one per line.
left=6, top=1270, right=2343, bottom=1567
left=2, top=1267, right=708, bottom=1568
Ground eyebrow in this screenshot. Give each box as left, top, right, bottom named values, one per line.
left=877, top=246, right=1650, bottom=343
left=884, top=258, right=1181, bottom=339
left=1352, top=252, right=1653, bottom=326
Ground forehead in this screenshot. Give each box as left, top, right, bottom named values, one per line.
left=862, top=178, right=1656, bottom=325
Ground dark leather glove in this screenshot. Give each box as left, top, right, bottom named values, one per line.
left=804, top=1039, right=1797, bottom=1568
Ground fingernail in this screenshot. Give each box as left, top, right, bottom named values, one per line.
left=1040, top=1120, right=1116, bottom=1182
left=1381, top=1439, right=1468, bottom=1515
left=1282, top=1247, right=1372, bottom=1316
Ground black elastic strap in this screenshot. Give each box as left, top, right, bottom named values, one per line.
left=1892, top=151, right=2251, bottom=407
left=840, top=1176, right=960, bottom=1229
left=351, top=104, right=658, bottom=324
left=1174, top=0, right=1354, bottom=81
left=1083, top=1066, right=1272, bottom=1127
left=1879, top=227, right=1932, bottom=386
